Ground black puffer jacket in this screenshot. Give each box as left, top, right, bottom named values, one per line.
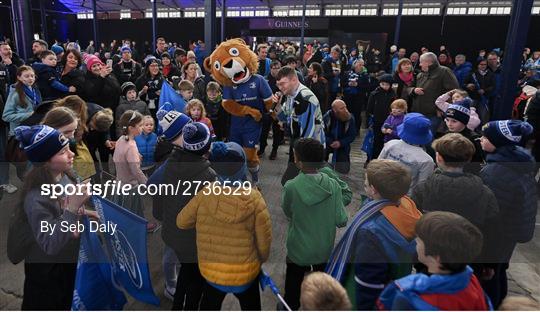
left=82, top=71, right=121, bottom=110
left=160, top=147, right=216, bottom=262
left=412, top=169, right=500, bottom=262
left=60, top=68, right=85, bottom=97
left=481, top=145, right=537, bottom=244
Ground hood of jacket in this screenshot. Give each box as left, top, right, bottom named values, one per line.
left=206, top=189, right=261, bottom=224
left=169, top=147, right=213, bottom=180
left=486, top=145, right=536, bottom=174
left=292, top=172, right=337, bottom=206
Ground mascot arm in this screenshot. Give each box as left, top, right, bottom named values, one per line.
left=222, top=99, right=262, bottom=122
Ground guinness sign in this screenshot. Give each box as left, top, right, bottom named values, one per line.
left=249, top=18, right=329, bottom=30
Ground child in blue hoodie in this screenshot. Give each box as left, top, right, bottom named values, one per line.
left=378, top=211, right=492, bottom=310
left=479, top=120, right=537, bottom=307
left=32, top=50, right=75, bottom=101
left=135, top=115, right=158, bottom=175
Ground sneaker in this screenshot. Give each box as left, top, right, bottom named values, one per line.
left=164, top=285, right=176, bottom=301
left=1, top=184, right=18, bottom=194
left=269, top=148, right=277, bottom=160
left=146, top=222, right=160, bottom=233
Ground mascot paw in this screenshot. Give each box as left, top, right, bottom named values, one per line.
left=248, top=108, right=262, bottom=122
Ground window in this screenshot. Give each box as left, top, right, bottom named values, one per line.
left=169, top=11, right=181, bottom=18
left=342, top=8, right=359, bottom=15
left=197, top=11, right=205, bottom=17
left=467, top=7, right=488, bottom=15
left=120, top=10, right=131, bottom=19
left=533, top=6, right=540, bottom=14
left=306, top=9, right=320, bottom=16
left=255, top=10, right=269, bottom=16
left=382, top=8, right=398, bottom=15
left=184, top=11, right=196, bottom=18
left=421, top=7, right=440, bottom=15
left=402, top=7, right=421, bottom=15
left=447, top=7, right=467, bottom=15
left=157, top=11, right=168, bottom=18
left=145, top=10, right=153, bottom=18
left=273, top=10, right=287, bottom=16
left=359, top=8, right=377, bottom=16
left=227, top=10, right=240, bottom=17
left=325, top=8, right=342, bottom=16
left=77, top=13, right=87, bottom=19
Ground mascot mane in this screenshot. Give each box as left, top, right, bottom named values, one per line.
left=203, top=38, right=259, bottom=87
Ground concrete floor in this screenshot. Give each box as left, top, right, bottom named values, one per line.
left=1, top=134, right=539, bottom=310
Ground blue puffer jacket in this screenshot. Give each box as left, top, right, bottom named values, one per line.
left=135, top=132, right=157, bottom=168
left=480, top=145, right=537, bottom=243
left=453, top=62, right=473, bottom=87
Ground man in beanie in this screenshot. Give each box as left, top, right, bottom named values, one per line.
left=159, top=121, right=216, bottom=309
left=113, top=46, right=142, bottom=85
left=115, top=82, right=150, bottom=137
left=444, top=98, right=484, bottom=175
left=480, top=120, right=537, bottom=307
left=379, top=112, right=435, bottom=194
left=177, top=141, right=272, bottom=310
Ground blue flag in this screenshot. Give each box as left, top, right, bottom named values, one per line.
left=72, top=216, right=127, bottom=310
left=157, top=81, right=186, bottom=134
left=93, top=196, right=160, bottom=306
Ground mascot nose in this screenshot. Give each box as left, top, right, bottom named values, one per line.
left=223, top=59, right=233, bottom=69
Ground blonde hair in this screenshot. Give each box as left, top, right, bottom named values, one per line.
left=178, top=79, right=194, bottom=92
left=185, top=99, right=207, bottom=119
left=451, top=89, right=469, bottom=102
left=93, top=108, right=114, bottom=133
left=142, top=115, right=154, bottom=124
left=390, top=99, right=408, bottom=111
left=300, top=272, right=352, bottom=311
left=55, top=95, right=89, bottom=133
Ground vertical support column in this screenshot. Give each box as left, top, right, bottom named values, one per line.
left=204, top=0, right=217, bottom=51
left=152, top=0, right=157, bottom=53
left=393, top=0, right=404, bottom=46
left=39, top=0, right=48, bottom=43
left=11, top=0, right=33, bottom=61
left=221, top=0, right=226, bottom=42
left=92, top=0, right=99, bottom=49
left=299, top=0, right=307, bottom=58
left=495, top=0, right=534, bottom=119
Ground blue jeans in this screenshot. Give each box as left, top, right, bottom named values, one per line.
left=0, top=126, right=9, bottom=185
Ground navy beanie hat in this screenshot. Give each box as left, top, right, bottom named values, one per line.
left=182, top=122, right=212, bottom=155
left=159, top=110, right=192, bottom=141
left=209, top=141, right=247, bottom=182
left=482, top=120, right=533, bottom=148
left=446, top=98, right=472, bottom=125
left=378, top=74, right=394, bottom=84
left=14, top=125, right=69, bottom=163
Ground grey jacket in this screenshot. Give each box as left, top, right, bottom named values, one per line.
left=411, top=63, right=459, bottom=117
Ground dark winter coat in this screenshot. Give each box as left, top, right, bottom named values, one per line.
left=82, top=71, right=121, bottom=110
left=306, top=76, right=330, bottom=113
left=112, top=60, right=142, bottom=85
left=411, top=63, right=459, bottom=117
left=453, top=62, right=473, bottom=87
left=59, top=68, right=85, bottom=98
left=367, top=87, right=396, bottom=127
left=323, top=110, right=357, bottom=156
left=32, top=63, right=68, bottom=101
left=481, top=145, right=537, bottom=244
left=159, top=147, right=216, bottom=262
left=463, top=70, right=496, bottom=102
left=135, top=73, right=164, bottom=105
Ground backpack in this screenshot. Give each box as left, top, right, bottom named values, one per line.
left=7, top=204, right=36, bottom=264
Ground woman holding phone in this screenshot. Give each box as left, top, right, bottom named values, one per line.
left=82, top=55, right=121, bottom=112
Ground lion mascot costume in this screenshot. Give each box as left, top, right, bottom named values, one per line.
left=204, top=39, right=273, bottom=186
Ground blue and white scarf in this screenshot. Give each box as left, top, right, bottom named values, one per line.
left=326, top=199, right=393, bottom=282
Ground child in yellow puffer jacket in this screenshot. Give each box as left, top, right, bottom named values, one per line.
left=177, top=141, right=272, bottom=310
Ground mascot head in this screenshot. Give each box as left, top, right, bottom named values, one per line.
left=203, top=38, right=258, bottom=87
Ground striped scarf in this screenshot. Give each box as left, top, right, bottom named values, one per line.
left=326, top=199, right=392, bottom=282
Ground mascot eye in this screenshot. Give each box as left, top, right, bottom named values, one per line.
left=213, top=61, right=221, bottom=70
left=229, top=48, right=240, bottom=57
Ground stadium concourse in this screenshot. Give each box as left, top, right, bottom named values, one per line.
left=1, top=136, right=539, bottom=310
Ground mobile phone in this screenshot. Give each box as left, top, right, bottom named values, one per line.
left=106, top=59, right=113, bottom=67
